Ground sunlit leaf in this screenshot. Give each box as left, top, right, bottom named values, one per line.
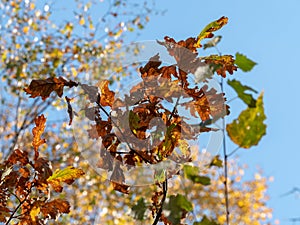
left=228, top=79, right=258, bottom=107
left=47, top=166, right=85, bottom=192
left=30, top=206, right=40, bottom=222
left=99, top=80, right=115, bottom=107
left=235, top=53, right=257, bottom=72
left=226, top=92, right=266, bottom=148
left=32, top=114, right=46, bottom=158
left=195, top=17, right=228, bottom=48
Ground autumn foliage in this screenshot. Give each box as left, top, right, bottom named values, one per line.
left=0, top=6, right=270, bottom=225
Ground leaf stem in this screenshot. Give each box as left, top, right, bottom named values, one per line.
left=227, top=147, right=240, bottom=158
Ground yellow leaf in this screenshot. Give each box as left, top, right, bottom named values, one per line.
left=47, top=166, right=85, bottom=192
left=30, top=206, right=40, bottom=221
left=15, top=43, right=21, bottom=49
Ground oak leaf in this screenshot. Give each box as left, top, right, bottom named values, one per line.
left=40, top=199, right=70, bottom=219
left=204, top=55, right=237, bottom=78
left=47, top=166, right=84, bottom=192
left=32, top=114, right=46, bottom=158
left=24, top=76, right=78, bottom=100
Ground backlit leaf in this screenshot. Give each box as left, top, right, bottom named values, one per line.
left=32, top=114, right=46, bottom=158
left=47, top=166, right=85, bottom=192
left=24, top=77, right=78, bottom=100
left=235, top=53, right=257, bottom=72
left=30, top=206, right=40, bottom=222
left=227, top=79, right=258, bottom=107
left=226, top=92, right=266, bottom=148
left=195, top=17, right=228, bottom=48
left=99, top=80, right=115, bottom=107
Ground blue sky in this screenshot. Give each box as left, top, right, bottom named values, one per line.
left=40, top=0, right=300, bottom=223
left=135, top=0, right=300, bottom=223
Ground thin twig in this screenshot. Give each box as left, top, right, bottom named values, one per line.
left=220, top=78, right=230, bottom=225
left=152, top=177, right=168, bottom=225
left=227, top=147, right=240, bottom=158
left=168, top=96, right=181, bottom=123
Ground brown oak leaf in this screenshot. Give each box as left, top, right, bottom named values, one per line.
left=24, top=76, right=78, bottom=100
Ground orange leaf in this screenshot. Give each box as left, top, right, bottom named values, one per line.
left=32, top=115, right=46, bottom=159
left=24, top=76, right=78, bottom=100
left=99, top=80, right=115, bottom=107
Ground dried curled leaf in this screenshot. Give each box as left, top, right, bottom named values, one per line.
left=195, top=16, right=228, bottom=48
left=32, top=114, right=46, bottom=159
left=47, top=166, right=85, bottom=192
left=24, top=76, right=78, bottom=100
left=6, top=149, right=29, bottom=166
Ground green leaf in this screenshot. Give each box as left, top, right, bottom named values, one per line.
left=132, top=198, right=147, bottom=220
left=183, top=165, right=211, bottom=185
left=226, top=92, right=266, bottom=148
left=208, top=155, right=223, bottom=168
left=193, top=215, right=220, bottom=225
left=154, top=168, right=166, bottom=183
left=227, top=79, right=258, bottom=107
left=164, top=194, right=193, bottom=224
left=235, top=53, right=257, bottom=72
left=203, top=36, right=222, bottom=50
